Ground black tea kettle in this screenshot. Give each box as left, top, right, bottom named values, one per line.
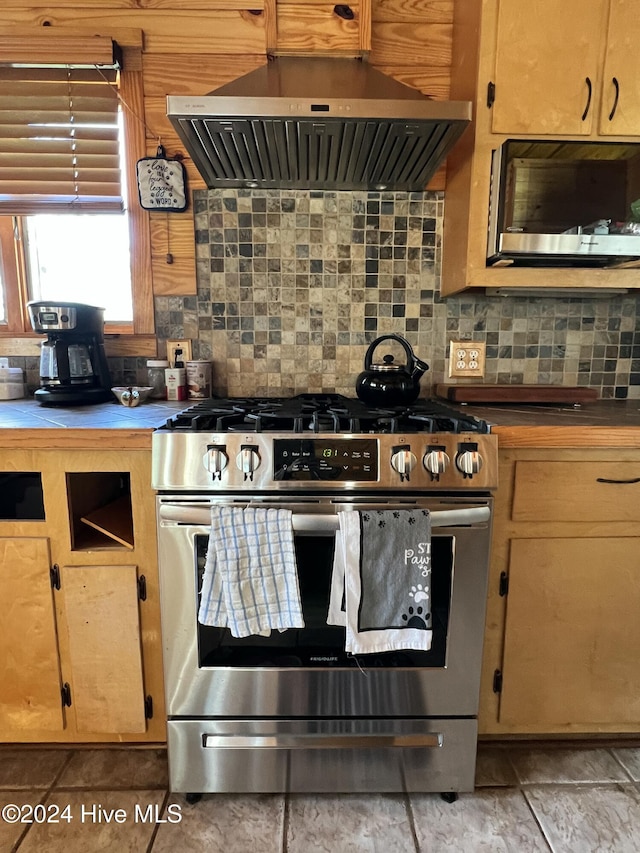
left=356, top=334, right=429, bottom=407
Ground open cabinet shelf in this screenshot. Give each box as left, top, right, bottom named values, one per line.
left=67, top=472, right=134, bottom=551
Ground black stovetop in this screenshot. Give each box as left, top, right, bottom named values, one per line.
left=160, top=394, right=490, bottom=435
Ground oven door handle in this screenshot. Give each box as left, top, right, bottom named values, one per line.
left=158, top=504, right=490, bottom=529
left=203, top=733, right=443, bottom=749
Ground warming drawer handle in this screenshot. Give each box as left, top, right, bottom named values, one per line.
left=159, top=505, right=491, bottom=530
left=596, top=476, right=640, bottom=485
left=203, top=733, right=443, bottom=750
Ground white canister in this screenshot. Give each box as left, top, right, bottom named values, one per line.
left=0, top=367, right=25, bottom=400
left=186, top=361, right=212, bottom=400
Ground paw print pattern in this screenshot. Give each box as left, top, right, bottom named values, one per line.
left=401, top=606, right=430, bottom=629
left=409, top=584, right=429, bottom=604
left=407, top=516, right=416, bottom=525
left=392, top=511, right=400, bottom=518
left=378, top=519, right=386, bottom=528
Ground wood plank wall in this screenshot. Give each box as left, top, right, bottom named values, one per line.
left=2, top=0, right=454, bottom=298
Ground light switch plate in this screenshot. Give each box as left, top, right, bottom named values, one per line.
left=166, top=339, right=193, bottom=367
left=448, top=341, right=486, bottom=378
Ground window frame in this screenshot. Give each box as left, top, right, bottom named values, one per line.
left=0, top=39, right=156, bottom=357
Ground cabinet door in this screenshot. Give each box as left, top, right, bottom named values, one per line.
left=599, top=0, right=640, bottom=135
left=61, top=564, right=146, bottom=734
left=499, top=538, right=640, bottom=727
left=491, top=0, right=606, bottom=135
left=0, top=538, right=64, bottom=731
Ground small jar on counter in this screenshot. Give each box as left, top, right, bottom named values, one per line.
left=146, top=359, right=170, bottom=399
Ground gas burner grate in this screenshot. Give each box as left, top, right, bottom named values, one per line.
left=161, top=394, right=490, bottom=435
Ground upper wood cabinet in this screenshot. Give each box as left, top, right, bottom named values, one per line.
left=599, top=0, right=640, bottom=136
left=441, top=0, right=640, bottom=294
left=490, top=0, right=640, bottom=138
left=490, top=0, right=606, bottom=136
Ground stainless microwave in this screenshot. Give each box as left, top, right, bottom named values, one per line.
left=486, top=140, right=640, bottom=267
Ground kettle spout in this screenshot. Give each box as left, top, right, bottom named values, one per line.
left=411, top=357, right=429, bottom=380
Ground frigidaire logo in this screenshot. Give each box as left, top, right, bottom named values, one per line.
left=310, top=656, right=338, bottom=662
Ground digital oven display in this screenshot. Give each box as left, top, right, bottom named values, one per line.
left=273, top=439, right=378, bottom=482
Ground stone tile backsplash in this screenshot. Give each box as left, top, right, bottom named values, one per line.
left=152, top=188, right=640, bottom=400
left=14, top=189, right=640, bottom=399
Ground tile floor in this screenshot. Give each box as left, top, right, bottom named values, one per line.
left=2, top=744, right=640, bottom=852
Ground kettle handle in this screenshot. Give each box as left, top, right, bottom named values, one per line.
left=364, top=334, right=420, bottom=371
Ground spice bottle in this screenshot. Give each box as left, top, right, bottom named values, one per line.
left=147, top=359, right=170, bottom=399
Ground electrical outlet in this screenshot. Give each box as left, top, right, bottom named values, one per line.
left=166, top=339, right=193, bottom=367
left=448, top=341, right=486, bottom=378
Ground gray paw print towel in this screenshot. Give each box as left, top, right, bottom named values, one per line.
left=328, top=509, right=433, bottom=654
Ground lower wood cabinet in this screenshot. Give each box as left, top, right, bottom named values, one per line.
left=499, top=537, right=640, bottom=727
left=0, top=447, right=165, bottom=744
left=480, top=448, right=640, bottom=736
left=59, top=564, right=147, bottom=735
left=0, top=537, right=64, bottom=732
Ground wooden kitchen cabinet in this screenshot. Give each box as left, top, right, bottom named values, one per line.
left=491, top=0, right=640, bottom=138
left=490, top=0, right=606, bottom=136
left=0, top=447, right=165, bottom=744
left=499, top=537, right=640, bottom=727
left=0, top=537, right=64, bottom=732
left=59, top=564, right=147, bottom=735
left=479, top=448, right=640, bottom=736
left=442, top=0, right=640, bottom=294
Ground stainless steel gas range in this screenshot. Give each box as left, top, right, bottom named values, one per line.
left=151, top=394, right=497, bottom=800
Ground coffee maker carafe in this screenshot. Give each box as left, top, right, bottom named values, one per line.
left=28, top=301, right=112, bottom=406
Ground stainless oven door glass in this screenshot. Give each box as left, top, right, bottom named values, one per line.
left=157, top=495, right=493, bottom=720
left=194, top=530, right=452, bottom=669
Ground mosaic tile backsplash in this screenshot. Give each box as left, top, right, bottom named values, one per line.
left=13, top=189, right=640, bottom=399
left=152, top=189, right=640, bottom=400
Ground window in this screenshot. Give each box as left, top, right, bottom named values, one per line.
left=24, top=213, right=132, bottom=322
left=0, top=32, right=154, bottom=349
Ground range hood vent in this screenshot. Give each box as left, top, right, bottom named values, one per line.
left=167, top=58, right=471, bottom=192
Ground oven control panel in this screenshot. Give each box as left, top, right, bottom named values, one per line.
left=152, top=432, right=499, bottom=491
left=273, top=438, right=378, bottom=481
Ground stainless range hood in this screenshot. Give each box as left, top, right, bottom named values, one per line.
left=167, top=57, right=471, bottom=192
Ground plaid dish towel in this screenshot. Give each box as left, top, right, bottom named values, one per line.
left=198, top=506, right=304, bottom=638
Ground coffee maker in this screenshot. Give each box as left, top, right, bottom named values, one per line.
left=28, top=301, right=112, bottom=406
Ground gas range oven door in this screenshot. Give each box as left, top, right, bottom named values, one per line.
left=156, top=495, right=492, bottom=720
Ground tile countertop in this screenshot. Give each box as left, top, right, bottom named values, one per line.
left=451, top=399, right=640, bottom=448
left=0, top=397, right=186, bottom=449
left=2, top=395, right=640, bottom=449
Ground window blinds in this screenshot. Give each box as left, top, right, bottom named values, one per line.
left=0, top=38, right=124, bottom=214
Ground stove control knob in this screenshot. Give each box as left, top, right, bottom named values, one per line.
left=390, top=447, right=417, bottom=482
left=203, top=446, right=228, bottom=480
left=237, top=445, right=261, bottom=481
left=456, top=445, right=483, bottom=478
left=423, top=448, right=450, bottom=480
